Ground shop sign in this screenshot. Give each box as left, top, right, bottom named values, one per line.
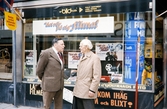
left=26, top=84, right=134, bottom=109
left=57, top=5, right=102, bottom=15
left=22, top=0, right=151, bottom=18
left=95, top=89, right=134, bottom=109
left=23, top=78, right=151, bottom=91
left=4, top=11, right=17, bottom=30
left=26, top=84, right=43, bottom=101
left=33, top=17, right=114, bottom=35
left=26, top=84, right=161, bottom=109
left=26, top=84, right=73, bottom=103
left=99, top=82, right=151, bottom=90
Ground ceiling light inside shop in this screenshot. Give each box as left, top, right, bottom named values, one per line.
left=13, top=0, right=129, bottom=9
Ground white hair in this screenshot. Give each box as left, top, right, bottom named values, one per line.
left=80, top=39, right=93, bottom=49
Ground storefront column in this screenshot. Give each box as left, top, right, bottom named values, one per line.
left=163, top=16, right=167, bottom=109
left=15, top=19, right=23, bottom=82
left=152, top=0, right=156, bottom=91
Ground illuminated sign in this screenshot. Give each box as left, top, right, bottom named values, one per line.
left=23, top=0, right=151, bottom=18
left=58, top=5, right=102, bottom=15
left=85, top=5, right=102, bottom=12
left=33, top=17, right=114, bottom=35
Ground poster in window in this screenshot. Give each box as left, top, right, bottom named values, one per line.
left=24, top=50, right=36, bottom=77
left=68, top=52, right=82, bottom=69
left=95, top=43, right=123, bottom=61
left=96, top=43, right=123, bottom=83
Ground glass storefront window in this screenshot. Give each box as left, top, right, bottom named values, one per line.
left=23, top=11, right=165, bottom=92
left=0, top=45, right=12, bottom=73
left=0, top=18, right=12, bottom=80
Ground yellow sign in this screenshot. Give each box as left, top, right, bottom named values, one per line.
left=4, top=11, right=17, bottom=30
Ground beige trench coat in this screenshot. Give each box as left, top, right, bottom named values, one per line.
left=73, top=51, right=101, bottom=99
left=36, top=47, right=64, bottom=92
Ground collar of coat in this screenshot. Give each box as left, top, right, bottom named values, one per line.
left=49, top=48, right=60, bottom=61
left=82, top=51, right=93, bottom=60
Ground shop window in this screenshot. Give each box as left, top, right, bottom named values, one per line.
left=0, top=39, right=12, bottom=80
left=0, top=16, right=13, bottom=80
left=23, top=12, right=163, bottom=92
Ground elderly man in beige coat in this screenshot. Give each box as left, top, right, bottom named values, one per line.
left=72, top=38, right=101, bottom=109
left=36, top=38, right=65, bottom=109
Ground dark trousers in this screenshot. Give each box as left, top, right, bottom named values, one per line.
left=72, top=96, right=95, bottom=109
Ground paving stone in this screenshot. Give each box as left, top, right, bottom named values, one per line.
left=0, top=103, right=42, bottom=109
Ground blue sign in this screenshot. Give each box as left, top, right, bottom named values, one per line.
left=124, top=12, right=146, bottom=84
left=125, top=21, right=145, bottom=40
left=126, top=12, right=145, bottom=21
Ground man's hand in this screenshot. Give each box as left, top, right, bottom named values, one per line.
left=88, top=91, right=95, bottom=97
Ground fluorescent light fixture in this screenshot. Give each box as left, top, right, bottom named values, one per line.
left=13, top=0, right=129, bottom=9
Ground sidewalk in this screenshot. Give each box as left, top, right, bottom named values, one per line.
left=0, top=103, right=41, bottom=109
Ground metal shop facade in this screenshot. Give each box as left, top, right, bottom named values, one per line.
left=0, top=0, right=167, bottom=109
